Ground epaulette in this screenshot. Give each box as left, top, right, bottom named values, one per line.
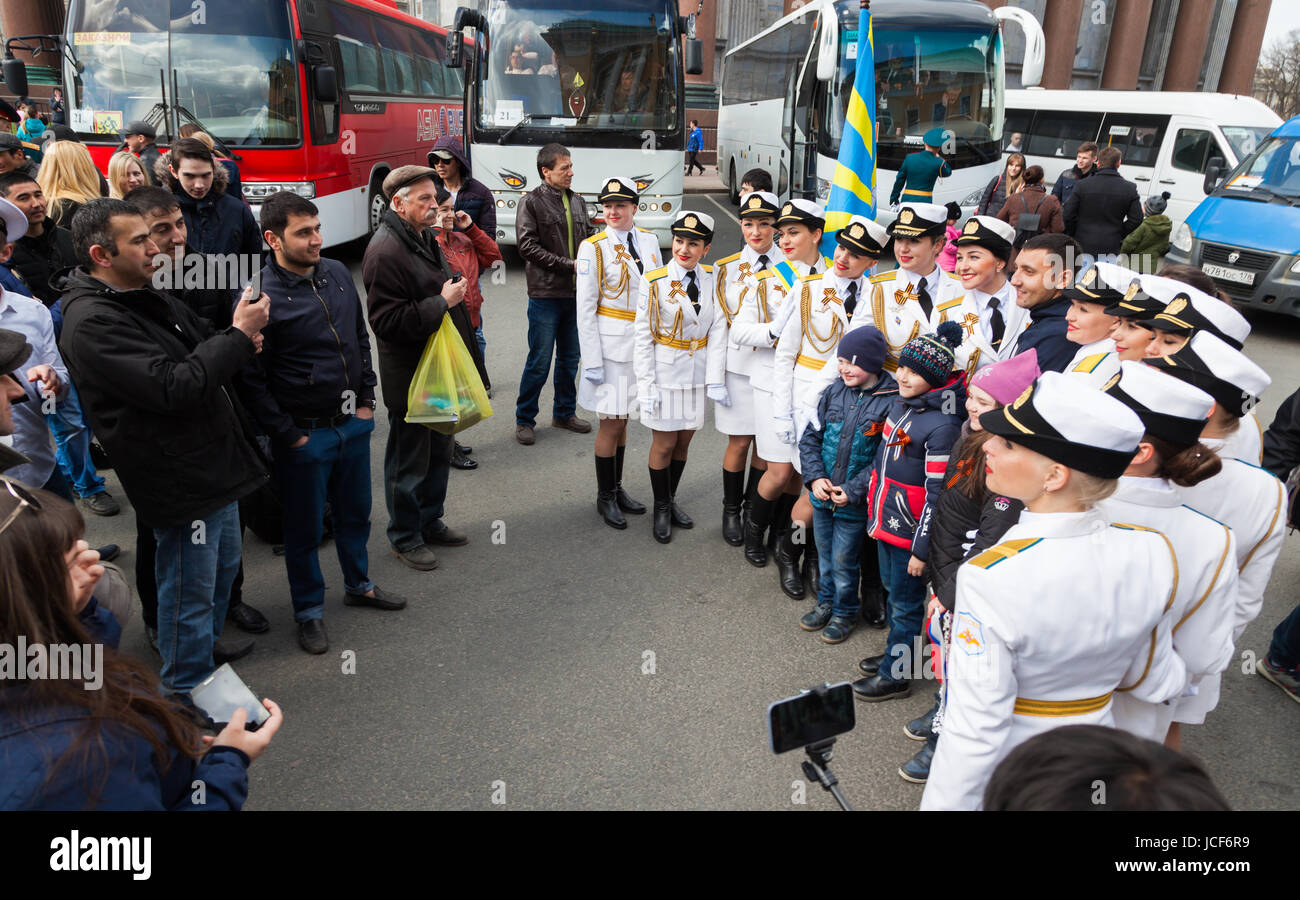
left=802, top=272, right=825, bottom=283
left=943, top=270, right=961, bottom=280
left=700, top=264, right=713, bottom=273
left=869, top=271, right=895, bottom=284
left=1181, top=505, right=1230, bottom=529
left=715, top=252, right=742, bottom=268
left=936, top=298, right=963, bottom=313
left=582, top=233, right=604, bottom=246
left=645, top=265, right=670, bottom=282
left=1072, top=352, right=1111, bottom=374
left=755, top=269, right=772, bottom=280
left=967, top=537, right=1043, bottom=570
left=636, top=226, right=653, bottom=233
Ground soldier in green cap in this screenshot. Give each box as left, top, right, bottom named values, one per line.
left=890, top=127, right=953, bottom=209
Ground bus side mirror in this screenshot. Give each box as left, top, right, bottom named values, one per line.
left=2, top=57, right=28, bottom=98
left=1204, top=156, right=1225, bottom=194
left=313, top=65, right=338, bottom=104
left=684, top=38, right=703, bottom=76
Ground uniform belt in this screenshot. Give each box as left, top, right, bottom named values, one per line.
left=596, top=304, right=636, bottom=321
left=1012, top=691, right=1113, bottom=717
left=795, top=353, right=827, bottom=370
left=654, top=334, right=707, bottom=352
left=293, top=411, right=354, bottom=429
left=902, top=189, right=934, bottom=196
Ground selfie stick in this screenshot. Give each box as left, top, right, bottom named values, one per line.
left=802, top=739, right=853, bottom=812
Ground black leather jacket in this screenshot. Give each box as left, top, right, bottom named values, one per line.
left=515, top=181, right=594, bottom=298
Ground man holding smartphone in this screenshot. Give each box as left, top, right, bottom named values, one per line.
left=364, top=166, right=487, bottom=571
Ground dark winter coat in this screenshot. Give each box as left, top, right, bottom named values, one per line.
left=516, top=181, right=595, bottom=298
left=236, top=257, right=378, bottom=448
left=976, top=173, right=1010, bottom=217
left=1008, top=293, right=1074, bottom=374
left=799, top=373, right=898, bottom=520
left=362, top=210, right=487, bottom=413
left=1062, top=167, right=1144, bottom=257
left=1262, top=385, right=1300, bottom=482
left=1119, top=213, right=1171, bottom=275
left=11, top=222, right=76, bottom=307
left=57, top=268, right=268, bottom=527
left=430, top=136, right=497, bottom=239
left=1050, top=163, right=1092, bottom=207
left=866, top=375, right=967, bottom=559
left=153, top=151, right=261, bottom=258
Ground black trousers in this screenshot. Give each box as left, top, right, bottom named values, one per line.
left=685, top=151, right=704, bottom=176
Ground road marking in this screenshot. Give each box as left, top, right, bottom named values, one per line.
left=702, top=194, right=735, bottom=224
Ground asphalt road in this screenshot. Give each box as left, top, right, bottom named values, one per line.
left=81, top=193, right=1298, bottom=810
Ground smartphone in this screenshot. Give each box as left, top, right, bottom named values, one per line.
left=190, top=663, right=270, bottom=730
left=767, top=682, right=855, bottom=754
left=448, top=273, right=463, bottom=284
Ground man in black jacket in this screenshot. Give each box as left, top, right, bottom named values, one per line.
left=363, top=166, right=481, bottom=571
left=1062, top=146, right=1144, bottom=258
left=59, top=198, right=270, bottom=698
left=154, top=138, right=260, bottom=259
left=1004, top=233, right=1082, bottom=373
left=513, top=143, right=594, bottom=445
left=1050, top=141, right=1097, bottom=208
left=239, top=191, right=408, bottom=653
left=0, top=171, right=77, bottom=307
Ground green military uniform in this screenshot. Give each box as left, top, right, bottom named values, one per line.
left=891, top=128, right=953, bottom=206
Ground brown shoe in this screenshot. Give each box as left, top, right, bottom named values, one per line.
left=516, top=425, right=535, bottom=445
left=551, top=415, right=592, bottom=434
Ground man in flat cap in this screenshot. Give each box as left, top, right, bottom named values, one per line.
left=121, top=120, right=163, bottom=185
left=363, top=165, right=486, bottom=571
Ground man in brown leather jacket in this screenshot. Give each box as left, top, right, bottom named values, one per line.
left=513, top=143, right=594, bottom=445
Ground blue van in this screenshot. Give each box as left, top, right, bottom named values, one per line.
left=1167, top=115, right=1300, bottom=317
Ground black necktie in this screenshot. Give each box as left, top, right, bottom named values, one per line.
left=626, top=234, right=642, bottom=273
left=687, top=270, right=700, bottom=314
left=809, top=264, right=818, bottom=276
left=988, top=297, right=1005, bottom=348
left=756, top=254, right=769, bottom=272
left=845, top=281, right=858, bottom=318
left=917, top=278, right=933, bottom=319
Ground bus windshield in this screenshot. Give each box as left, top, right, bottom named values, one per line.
left=64, top=0, right=299, bottom=146
left=474, top=0, right=681, bottom=146
left=1220, top=136, right=1300, bottom=199
left=823, top=22, right=1003, bottom=168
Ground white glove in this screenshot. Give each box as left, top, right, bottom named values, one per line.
left=808, top=408, right=821, bottom=432
left=770, top=296, right=798, bottom=341
left=890, top=202, right=900, bottom=213
left=584, top=366, right=604, bottom=385
left=774, top=413, right=796, bottom=445
left=638, top=390, right=660, bottom=417
left=706, top=383, right=731, bottom=407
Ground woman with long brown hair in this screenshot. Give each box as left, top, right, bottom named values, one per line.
left=0, top=483, right=282, bottom=809
left=976, top=152, right=1025, bottom=217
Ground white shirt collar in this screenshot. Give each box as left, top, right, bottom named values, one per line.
left=741, top=243, right=775, bottom=267
left=606, top=226, right=632, bottom=243
left=971, top=278, right=1012, bottom=310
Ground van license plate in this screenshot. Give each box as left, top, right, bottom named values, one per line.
left=1201, top=263, right=1255, bottom=285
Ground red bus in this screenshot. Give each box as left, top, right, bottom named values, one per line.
left=15, top=0, right=466, bottom=247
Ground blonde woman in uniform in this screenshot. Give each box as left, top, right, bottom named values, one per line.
left=577, top=176, right=662, bottom=529
left=634, top=211, right=726, bottom=544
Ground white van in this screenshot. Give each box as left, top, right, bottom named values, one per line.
left=996, top=89, right=1281, bottom=233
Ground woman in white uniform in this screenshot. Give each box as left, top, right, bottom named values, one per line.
left=1098, top=361, right=1239, bottom=748
left=1059, top=263, right=1124, bottom=386
left=634, top=211, right=726, bottom=544
left=711, top=191, right=780, bottom=546
left=930, top=216, right=1022, bottom=380
left=577, top=176, right=663, bottom=529
left=921, top=372, right=1186, bottom=810
left=1146, top=331, right=1285, bottom=736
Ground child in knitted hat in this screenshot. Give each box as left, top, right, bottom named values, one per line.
left=1120, top=191, right=1172, bottom=275
left=797, top=326, right=898, bottom=643
left=854, top=320, right=964, bottom=702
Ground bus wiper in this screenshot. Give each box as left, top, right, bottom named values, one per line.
left=498, top=114, right=535, bottom=145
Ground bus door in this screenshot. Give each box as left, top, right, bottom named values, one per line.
left=784, top=9, right=820, bottom=199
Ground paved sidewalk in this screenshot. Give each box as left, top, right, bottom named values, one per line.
left=684, top=170, right=726, bottom=194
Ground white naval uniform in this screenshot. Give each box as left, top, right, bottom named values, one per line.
left=711, top=245, right=772, bottom=435
left=921, top=510, right=1186, bottom=811
left=1175, top=443, right=1286, bottom=723
left=929, top=279, right=1026, bottom=380
left=772, top=271, right=866, bottom=470
left=1063, top=337, right=1121, bottom=387
left=1098, top=477, right=1239, bottom=743
left=857, top=264, right=963, bottom=371
left=633, top=260, right=726, bottom=432
left=737, top=257, right=821, bottom=464
left=576, top=225, right=663, bottom=417
left=1218, top=408, right=1263, bottom=465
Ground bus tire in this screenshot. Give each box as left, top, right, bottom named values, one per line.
left=368, top=172, right=389, bottom=235
left=728, top=160, right=740, bottom=205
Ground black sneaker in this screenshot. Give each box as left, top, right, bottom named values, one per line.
left=852, top=674, right=911, bottom=702
left=905, top=702, right=939, bottom=741
left=799, top=604, right=832, bottom=631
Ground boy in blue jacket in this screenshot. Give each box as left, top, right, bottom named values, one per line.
left=855, top=320, right=965, bottom=701
left=798, top=326, right=898, bottom=643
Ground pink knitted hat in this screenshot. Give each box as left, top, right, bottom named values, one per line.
left=970, top=348, right=1041, bottom=406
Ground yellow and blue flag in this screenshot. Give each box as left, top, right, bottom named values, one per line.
left=820, top=5, right=876, bottom=257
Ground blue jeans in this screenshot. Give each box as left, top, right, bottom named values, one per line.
left=1268, top=603, right=1300, bottom=670
left=877, top=540, right=927, bottom=683
left=516, top=295, right=579, bottom=428
left=47, top=383, right=107, bottom=497
left=473, top=324, right=487, bottom=359
left=812, top=507, right=868, bottom=619
left=383, top=406, right=453, bottom=552
left=154, top=501, right=242, bottom=693
left=276, top=415, right=376, bottom=622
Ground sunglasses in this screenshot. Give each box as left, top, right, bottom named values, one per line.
left=0, top=476, right=41, bottom=537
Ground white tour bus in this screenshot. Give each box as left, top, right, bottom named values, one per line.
left=1001, top=89, right=1281, bottom=232
left=445, top=0, right=702, bottom=246
left=716, top=0, right=1044, bottom=212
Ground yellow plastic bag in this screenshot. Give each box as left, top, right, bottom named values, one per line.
left=404, top=315, right=493, bottom=435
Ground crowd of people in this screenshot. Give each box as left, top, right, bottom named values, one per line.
left=0, top=121, right=1295, bottom=811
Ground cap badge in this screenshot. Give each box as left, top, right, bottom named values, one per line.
left=963, top=220, right=979, bottom=235
left=1123, top=282, right=1140, bottom=303
left=684, top=215, right=698, bottom=229
left=1013, top=385, right=1033, bottom=410
left=1080, top=266, right=1097, bottom=287
left=1165, top=297, right=1188, bottom=316
left=748, top=196, right=762, bottom=209
left=781, top=203, right=794, bottom=216
left=848, top=224, right=864, bottom=239
left=899, top=209, right=914, bottom=225
left=606, top=179, right=619, bottom=192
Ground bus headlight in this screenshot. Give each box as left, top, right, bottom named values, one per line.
left=815, top=178, right=831, bottom=201
left=243, top=182, right=316, bottom=200
left=1172, top=223, right=1193, bottom=253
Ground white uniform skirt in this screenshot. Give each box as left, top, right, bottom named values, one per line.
left=752, top=384, right=796, bottom=465
left=641, top=385, right=707, bottom=432
left=577, top=360, right=638, bottom=418
left=713, top=370, right=757, bottom=435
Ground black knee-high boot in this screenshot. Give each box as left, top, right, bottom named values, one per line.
left=745, top=493, right=774, bottom=567
left=615, top=444, right=645, bottom=514
left=649, top=466, right=672, bottom=543
left=774, top=515, right=806, bottom=600
left=859, top=533, right=887, bottom=627
left=722, top=469, right=745, bottom=546
left=669, top=457, right=693, bottom=528
left=595, top=455, right=626, bottom=529
left=768, top=491, right=795, bottom=552
left=742, top=462, right=763, bottom=534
